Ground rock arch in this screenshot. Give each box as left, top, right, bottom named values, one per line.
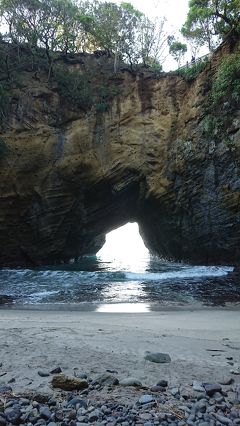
left=0, top=44, right=240, bottom=266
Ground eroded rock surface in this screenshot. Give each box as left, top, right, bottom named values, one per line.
left=0, top=37, right=240, bottom=266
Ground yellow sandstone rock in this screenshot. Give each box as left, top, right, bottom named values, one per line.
left=51, top=374, right=88, bottom=391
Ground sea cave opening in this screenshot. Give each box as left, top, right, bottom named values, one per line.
left=97, top=222, right=150, bottom=272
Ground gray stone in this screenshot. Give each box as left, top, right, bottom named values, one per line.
left=188, top=414, right=196, bottom=422
left=75, top=372, right=88, bottom=379
left=38, top=370, right=50, bottom=377
left=195, top=400, right=207, bottom=413
left=77, top=415, right=87, bottom=422
left=138, top=395, right=155, bottom=405
left=49, top=367, right=62, bottom=374
left=35, top=421, right=46, bottom=426
left=150, top=386, right=165, bottom=392
left=139, top=413, right=152, bottom=421
left=170, top=387, right=179, bottom=396
left=93, top=373, right=119, bottom=386
left=214, top=414, right=233, bottom=425
left=119, top=377, right=142, bottom=387
left=156, top=380, right=168, bottom=387
left=39, top=406, right=51, bottom=420
left=204, top=383, right=222, bottom=396
left=144, top=352, right=171, bottom=363
left=5, top=407, right=21, bottom=424
left=193, top=381, right=205, bottom=392
left=89, top=409, right=100, bottom=422
left=68, top=398, right=87, bottom=409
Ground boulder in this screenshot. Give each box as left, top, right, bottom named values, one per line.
left=144, top=352, right=171, bottom=363
left=51, top=374, right=88, bottom=391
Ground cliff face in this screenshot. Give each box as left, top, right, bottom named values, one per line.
left=0, top=37, right=240, bottom=266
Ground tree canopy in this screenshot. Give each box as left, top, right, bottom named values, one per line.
left=0, top=0, right=172, bottom=70
left=169, top=40, right=187, bottom=66
left=182, top=0, right=240, bottom=51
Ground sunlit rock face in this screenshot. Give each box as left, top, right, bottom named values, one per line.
left=0, top=37, right=240, bottom=266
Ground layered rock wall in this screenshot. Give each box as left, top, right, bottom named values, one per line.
left=0, top=37, right=240, bottom=266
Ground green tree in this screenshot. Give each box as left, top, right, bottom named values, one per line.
left=0, top=0, right=93, bottom=75
left=181, top=0, right=240, bottom=51
left=169, top=40, right=187, bottom=67
left=84, top=1, right=143, bottom=69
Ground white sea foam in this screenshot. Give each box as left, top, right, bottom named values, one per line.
left=124, top=266, right=233, bottom=281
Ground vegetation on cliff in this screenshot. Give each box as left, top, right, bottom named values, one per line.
left=182, top=0, right=240, bottom=51
left=201, top=51, right=240, bottom=148
left=0, top=0, right=239, bottom=127
left=0, top=0, right=172, bottom=71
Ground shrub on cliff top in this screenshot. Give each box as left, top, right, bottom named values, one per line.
left=178, top=58, right=208, bottom=81
left=54, top=66, right=93, bottom=110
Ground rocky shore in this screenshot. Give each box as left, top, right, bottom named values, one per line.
left=0, top=371, right=240, bottom=426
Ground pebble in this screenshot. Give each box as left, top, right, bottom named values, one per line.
left=170, top=387, right=179, bottom=396
left=119, top=377, right=142, bottom=387
left=204, top=383, right=222, bottom=396
left=138, top=395, right=155, bottom=404
left=156, top=380, right=168, bottom=387
left=150, top=385, right=166, bottom=392
left=193, top=381, right=205, bottom=392
left=38, top=370, right=50, bottom=377
left=4, top=406, right=21, bottom=424
left=0, top=374, right=239, bottom=426
left=214, top=414, right=233, bottom=425
left=39, top=405, right=52, bottom=420
left=68, top=398, right=87, bottom=409
left=49, top=366, right=62, bottom=374
left=89, top=408, right=101, bottom=422
left=75, top=372, right=88, bottom=379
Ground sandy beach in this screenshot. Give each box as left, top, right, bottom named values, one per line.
left=0, top=307, right=240, bottom=396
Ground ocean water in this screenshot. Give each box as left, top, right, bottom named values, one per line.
left=0, top=254, right=239, bottom=311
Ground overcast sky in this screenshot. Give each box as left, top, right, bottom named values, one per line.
left=110, top=0, right=190, bottom=70
left=124, top=0, right=189, bottom=25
